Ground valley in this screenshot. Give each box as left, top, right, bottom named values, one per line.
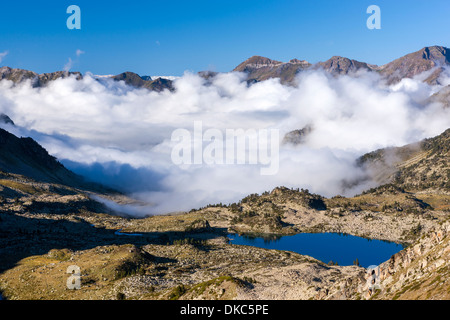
left=0, top=127, right=449, bottom=300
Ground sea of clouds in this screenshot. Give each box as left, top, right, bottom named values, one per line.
left=1, top=68, right=450, bottom=215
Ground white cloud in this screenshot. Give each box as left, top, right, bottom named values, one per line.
left=0, top=51, right=9, bottom=63
left=0, top=69, right=449, bottom=215
left=63, top=49, right=85, bottom=71
left=63, top=57, right=73, bottom=72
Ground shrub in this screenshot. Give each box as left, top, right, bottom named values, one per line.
left=169, top=285, right=187, bottom=300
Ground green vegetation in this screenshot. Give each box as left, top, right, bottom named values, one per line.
left=114, top=248, right=153, bottom=280
left=172, top=238, right=207, bottom=246
left=168, top=284, right=187, bottom=300
left=47, top=249, right=72, bottom=261
left=0, top=179, right=38, bottom=194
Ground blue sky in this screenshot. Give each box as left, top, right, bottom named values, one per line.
left=1, top=0, right=449, bottom=76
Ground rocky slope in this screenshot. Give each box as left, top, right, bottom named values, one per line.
left=379, top=46, right=450, bottom=85
left=0, top=128, right=81, bottom=185
left=361, top=221, right=450, bottom=300
left=0, top=127, right=118, bottom=195
left=358, top=128, right=450, bottom=192
left=426, top=85, right=450, bottom=108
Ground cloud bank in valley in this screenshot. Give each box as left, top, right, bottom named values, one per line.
left=1, top=68, right=450, bottom=215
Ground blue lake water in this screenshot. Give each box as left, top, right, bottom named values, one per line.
left=228, top=232, right=404, bottom=268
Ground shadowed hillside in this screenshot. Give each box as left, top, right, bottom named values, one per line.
left=358, top=128, right=450, bottom=192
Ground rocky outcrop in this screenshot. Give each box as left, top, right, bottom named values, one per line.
left=282, top=126, right=313, bottom=145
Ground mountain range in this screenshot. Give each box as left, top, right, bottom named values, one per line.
left=0, top=66, right=82, bottom=88
left=234, top=45, right=450, bottom=85
left=1, top=46, right=450, bottom=91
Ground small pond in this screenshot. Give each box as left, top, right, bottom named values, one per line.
left=228, top=232, right=404, bottom=268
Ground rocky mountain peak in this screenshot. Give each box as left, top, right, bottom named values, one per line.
left=140, top=75, right=152, bottom=81
left=233, top=56, right=283, bottom=72
left=380, top=45, right=450, bottom=84
left=420, top=45, right=450, bottom=63
left=316, top=56, right=372, bottom=75
left=288, top=58, right=309, bottom=65
left=0, top=114, right=14, bottom=126
left=233, top=55, right=311, bottom=84
left=112, top=71, right=174, bottom=92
